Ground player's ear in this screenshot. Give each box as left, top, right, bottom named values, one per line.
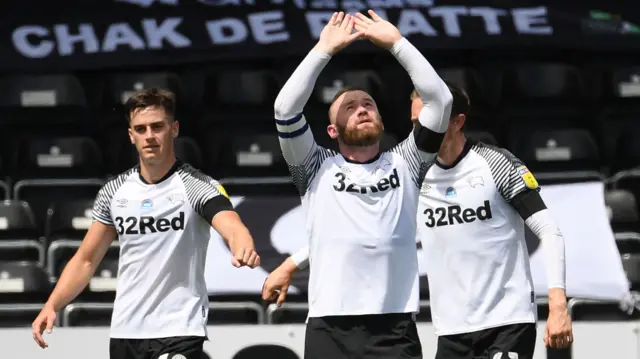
left=128, top=127, right=135, bottom=144
left=171, top=120, right=179, bottom=138
left=327, top=124, right=339, bottom=139
left=455, top=114, right=466, bottom=131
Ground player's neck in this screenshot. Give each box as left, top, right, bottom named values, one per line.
left=437, top=134, right=467, bottom=166
left=339, top=143, right=380, bottom=163
left=139, top=155, right=177, bottom=184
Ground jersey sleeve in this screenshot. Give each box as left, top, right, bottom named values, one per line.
left=477, top=144, right=540, bottom=203
left=389, top=135, right=434, bottom=188
left=91, top=170, right=133, bottom=226
left=179, top=166, right=234, bottom=223
left=274, top=50, right=335, bottom=196
left=92, top=185, right=115, bottom=226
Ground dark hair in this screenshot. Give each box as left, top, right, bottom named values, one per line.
left=124, top=88, right=176, bottom=123
left=410, top=80, right=470, bottom=118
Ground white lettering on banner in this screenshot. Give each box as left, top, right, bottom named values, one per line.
left=469, top=7, right=507, bottom=35
left=206, top=11, right=290, bottom=45
left=512, top=7, right=553, bottom=35
left=2, top=322, right=639, bottom=359
left=12, top=19, right=190, bottom=59
left=247, top=11, right=290, bottom=44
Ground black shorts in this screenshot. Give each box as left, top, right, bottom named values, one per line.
left=304, top=313, right=422, bottom=359
left=435, top=323, right=536, bottom=359
left=109, top=336, right=205, bottom=359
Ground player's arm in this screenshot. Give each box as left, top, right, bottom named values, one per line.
left=191, top=178, right=259, bottom=268
left=390, top=37, right=452, bottom=162
left=262, top=246, right=309, bottom=306
left=44, top=222, right=116, bottom=312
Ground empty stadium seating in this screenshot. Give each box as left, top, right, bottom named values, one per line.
left=0, top=53, right=637, bottom=335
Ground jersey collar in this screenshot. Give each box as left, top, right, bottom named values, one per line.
left=137, top=158, right=182, bottom=184
left=342, top=152, right=381, bottom=164
left=435, top=138, right=474, bottom=170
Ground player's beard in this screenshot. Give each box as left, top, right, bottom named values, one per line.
left=337, top=117, right=384, bottom=147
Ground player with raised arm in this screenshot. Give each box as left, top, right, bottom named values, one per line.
left=263, top=10, right=452, bottom=359
left=31, top=88, right=260, bottom=359
left=408, top=84, right=572, bottom=359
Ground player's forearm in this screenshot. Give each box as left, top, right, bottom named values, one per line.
left=389, top=37, right=452, bottom=133
left=45, top=256, right=98, bottom=312
left=290, top=245, right=310, bottom=270
left=524, top=209, right=567, bottom=293
left=273, top=50, right=331, bottom=120
left=225, top=226, right=255, bottom=252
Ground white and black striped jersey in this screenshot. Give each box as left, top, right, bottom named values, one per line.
left=274, top=38, right=452, bottom=318
left=278, top=116, right=442, bottom=318
left=418, top=140, right=542, bottom=335
left=92, top=160, right=233, bottom=339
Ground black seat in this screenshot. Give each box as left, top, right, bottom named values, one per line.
left=439, top=67, right=494, bottom=116
left=0, top=201, right=41, bottom=263
left=10, top=136, right=104, bottom=179
left=201, top=69, right=277, bottom=125
left=622, top=253, right=640, bottom=291
left=62, top=303, right=113, bottom=326
left=507, top=128, right=600, bottom=174
left=613, top=173, right=640, bottom=214
left=613, top=125, right=640, bottom=172
left=48, top=240, right=119, bottom=281
left=606, top=189, right=640, bottom=235
left=0, top=74, right=87, bottom=124
left=0, top=261, right=50, bottom=301
left=501, top=63, right=587, bottom=106
left=103, top=72, right=183, bottom=109
left=45, top=199, right=95, bottom=242
left=205, top=129, right=288, bottom=179
left=603, top=66, right=640, bottom=108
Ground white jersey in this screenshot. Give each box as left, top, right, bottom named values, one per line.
left=418, top=140, right=540, bottom=335
left=274, top=38, right=452, bottom=318
left=92, top=160, right=232, bottom=339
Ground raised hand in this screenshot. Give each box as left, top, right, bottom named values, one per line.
left=314, top=12, right=363, bottom=55
left=353, top=10, right=403, bottom=50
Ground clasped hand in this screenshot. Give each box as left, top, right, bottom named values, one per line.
left=314, top=10, right=404, bottom=55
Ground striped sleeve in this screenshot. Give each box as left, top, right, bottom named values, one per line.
left=389, top=135, right=433, bottom=189
left=91, top=169, right=134, bottom=226
left=472, top=143, right=541, bottom=202
left=178, top=164, right=234, bottom=222
left=277, top=114, right=335, bottom=196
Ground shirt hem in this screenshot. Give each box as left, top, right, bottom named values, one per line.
left=308, top=309, right=419, bottom=318
left=435, top=317, right=537, bottom=336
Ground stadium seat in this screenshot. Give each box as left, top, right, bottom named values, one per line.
left=603, top=65, right=640, bottom=106
left=47, top=241, right=119, bottom=281
left=102, top=72, right=183, bottom=109
left=10, top=136, right=104, bottom=179
left=207, top=302, right=264, bottom=325
left=203, top=129, right=289, bottom=180
left=45, top=199, right=94, bottom=242
left=14, top=179, right=103, bottom=232
left=0, top=261, right=50, bottom=295
left=605, top=189, right=640, bottom=236
left=0, top=74, right=88, bottom=124
left=438, top=67, right=495, bottom=113
left=507, top=127, right=601, bottom=180
left=201, top=69, right=277, bottom=124
left=62, top=302, right=114, bottom=326
left=0, top=201, right=41, bottom=263
left=612, top=173, right=640, bottom=214
left=621, top=254, right=640, bottom=291
left=612, top=124, right=640, bottom=172
left=89, top=259, right=119, bottom=293
left=500, top=63, right=587, bottom=105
